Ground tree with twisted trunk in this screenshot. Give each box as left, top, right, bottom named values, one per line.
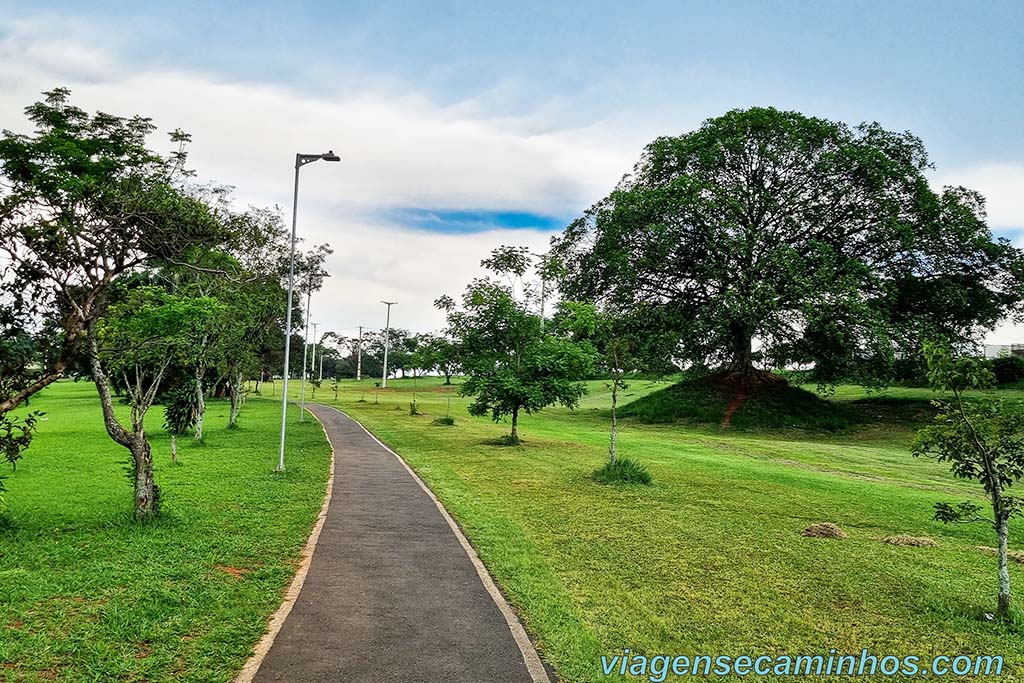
left=91, top=286, right=221, bottom=521
left=0, top=89, right=221, bottom=482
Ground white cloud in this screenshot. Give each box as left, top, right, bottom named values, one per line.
left=307, top=219, right=555, bottom=336
left=0, top=17, right=631, bottom=335
left=934, top=163, right=1024, bottom=231
left=3, top=16, right=1023, bottom=345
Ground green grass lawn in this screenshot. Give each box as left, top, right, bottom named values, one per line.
left=296, top=376, right=1024, bottom=682
left=0, top=381, right=331, bottom=683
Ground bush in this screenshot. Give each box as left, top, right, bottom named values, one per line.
left=991, top=355, right=1024, bottom=385
left=592, top=458, right=652, bottom=485
left=409, top=401, right=421, bottom=416
left=431, top=416, right=456, bottom=426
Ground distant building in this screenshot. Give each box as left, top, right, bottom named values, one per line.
left=984, top=344, right=1024, bottom=358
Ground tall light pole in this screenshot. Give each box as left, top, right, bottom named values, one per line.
left=277, top=150, right=340, bottom=473
left=356, top=325, right=363, bottom=381
left=381, top=301, right=396, bottom=388
left=299, top=290, right=312, bottom=422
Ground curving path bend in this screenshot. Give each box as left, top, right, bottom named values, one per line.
left=243, top=403, right=550, bottom=683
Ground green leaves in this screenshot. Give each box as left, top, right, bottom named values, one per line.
left=443, top=249, right=598, bottom=435
left=921, top=340, right=995, bottom=393
left=553, top=106, right=1024, bottom=385
left=914, top=344, right=1024, bottom=534
left=97, top=286, right=223, bottom=372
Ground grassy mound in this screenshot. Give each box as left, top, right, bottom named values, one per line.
left=619, top=374, right=858, bottom=431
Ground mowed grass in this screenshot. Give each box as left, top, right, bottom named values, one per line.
left=0, top=381, right=331, bottom=682
left=297, top=376, right=1024, bottom=682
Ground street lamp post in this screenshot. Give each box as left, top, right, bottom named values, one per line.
left=277, top=150, right=340, bottom=473
left=356, top=325, right=363, bottom=381
left=299, top=294, right=312, bottom=422
left=318, top=332, right=325, bottom=382
left=381, top=301, right=397, bottom=388
left=311, top=322, right=319, bottom=382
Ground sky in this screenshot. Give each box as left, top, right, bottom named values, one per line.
left=1, top=1, right=1022, bottom=342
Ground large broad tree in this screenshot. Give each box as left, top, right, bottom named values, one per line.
left=0, top=89, right=221, bottom=495
left=553, top=107, right=1024, bottom=386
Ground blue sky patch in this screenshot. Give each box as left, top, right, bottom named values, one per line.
left=384, top=209, right=568, bottom=234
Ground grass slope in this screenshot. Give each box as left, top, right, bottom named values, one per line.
left=294, top=377, right=1024, bottom=682
left=619, top=375, right=937, bottom=432
left=0, top=381, right=330, bottom=683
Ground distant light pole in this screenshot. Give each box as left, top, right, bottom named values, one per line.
left=299, top=291, right=312, bottom=422
left=277, top=150, right=340, bottom=473
left=310, top=321, right=320, bottom=383
left=318, top=330, right=325, bottom=382
left=381, top=301, right=397, bottom=388
left=356, top=325, right=363, bottom=381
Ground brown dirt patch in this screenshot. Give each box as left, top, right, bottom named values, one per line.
left=214, top=564, right=250, bottom=578
left=977, top=546, right=1024, bottom=564
left=720, top=391, right=749, bottom=428
left=883, top=535, right=938, bottom=547
left=801, top=522, right=847, bottom=539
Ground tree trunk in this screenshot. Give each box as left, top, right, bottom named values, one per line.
left=228, top=371, right=242, bottom=428
left=728, top=323, right=754, bottom=377
left=89, top=332, right=158, bottom=522
left=130, top=434, right=157, bottom=522
left=194, top=366, right=205, bottom=442
left=997, top=516, right=1012, bottom=619
left=609, top=381, right=618, bottom=465
left=170, top=434, right=177, bottom=464
left=511, top=406, right=519, bottom=442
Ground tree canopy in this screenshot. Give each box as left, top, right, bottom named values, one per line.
left=439, top=249, right=596, bottom=443
left=552, top=107, right=1024, bottom=386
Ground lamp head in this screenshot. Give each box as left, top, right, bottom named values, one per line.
left=322, top=151, right=341, bottom=162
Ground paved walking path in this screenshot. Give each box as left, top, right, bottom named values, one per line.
left=250, top=404, right=547, bottom=683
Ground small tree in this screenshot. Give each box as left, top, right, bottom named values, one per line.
left=91, top=286, right=221, bottom=521
left=415, top=333, right=460, bottom=385
left=439, top=249, right=596, bottom=444
left=162, top=383, right=199, bottom=463
left=913, top=342, right=1024, bottom=620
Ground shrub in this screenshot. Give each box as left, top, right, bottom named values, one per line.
left=991, top=355, right=1024, bottom=385
left=592, top=458, right=652, bottom=485
left=409, top=401, right=421, bottom=416
left=431, top=416, right=456, bottom=426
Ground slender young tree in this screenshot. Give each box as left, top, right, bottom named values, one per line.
left=913, top=342, right=1024, bottom=620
